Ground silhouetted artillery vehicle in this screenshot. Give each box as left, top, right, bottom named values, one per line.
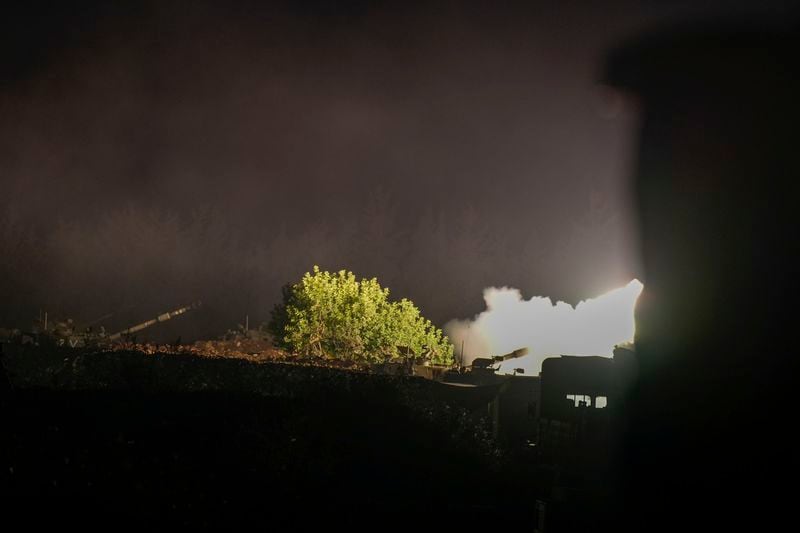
left=1, top=302, right=201, bottom=349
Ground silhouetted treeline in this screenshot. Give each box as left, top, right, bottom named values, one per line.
left=0, top=193, right=631, bottom=340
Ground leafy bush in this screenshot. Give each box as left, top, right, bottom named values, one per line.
left=270, top=266, right=454, bottom=364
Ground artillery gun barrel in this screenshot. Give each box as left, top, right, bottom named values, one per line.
left=469, top=347, right=530, bottom=371
left=491, top=347, right=530, bottom=362
left=108, top=302, right=200, bottom=341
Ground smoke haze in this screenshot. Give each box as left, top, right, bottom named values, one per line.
left=1, top=1, right=787, bottom=339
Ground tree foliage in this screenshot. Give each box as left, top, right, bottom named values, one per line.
left=270, top=266, right=454, bottom=364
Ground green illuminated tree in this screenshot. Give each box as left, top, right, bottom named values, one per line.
left=270, top=266, right=454, bottom=364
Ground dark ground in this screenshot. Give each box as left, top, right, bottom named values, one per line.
left=0, top=348, right=569, bottom=529
left=1, top=391, right=547, bottom=528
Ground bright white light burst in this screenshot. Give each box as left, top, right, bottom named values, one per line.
left=444, top=279, right=643, bottom=375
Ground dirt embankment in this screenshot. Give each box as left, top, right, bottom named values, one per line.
left=0, top=344, right=535, bottom=526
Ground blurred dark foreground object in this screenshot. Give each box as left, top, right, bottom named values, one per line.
left=605, top=20, right=799, bottom=532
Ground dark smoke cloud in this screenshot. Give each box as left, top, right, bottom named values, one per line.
left=1, top=1, right=788, bottom=339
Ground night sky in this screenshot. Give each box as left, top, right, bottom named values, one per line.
left=0, top=1, right=791, bottom=338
